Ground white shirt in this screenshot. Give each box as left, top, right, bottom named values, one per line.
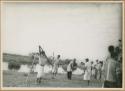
left=95, top=62, right=100, bottom=70
left=104, top=58, right=117, bottom=82
left=85, top=62, right=91, bottom=72
left=84, top=61, right=91, bottom=80
left=67, top=61, right=73, bottom=72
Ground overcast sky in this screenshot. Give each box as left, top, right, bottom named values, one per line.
left=2, top=2, right=122, bottom=61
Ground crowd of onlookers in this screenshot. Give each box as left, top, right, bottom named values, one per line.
left=60, top=39, right=122, bottom=88
left=36, top=39, right=122, bottom=88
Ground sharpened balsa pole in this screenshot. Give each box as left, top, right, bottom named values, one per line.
left=53, top=52, right=54, bottom=60
left=26, top=54, right=36, bottom=87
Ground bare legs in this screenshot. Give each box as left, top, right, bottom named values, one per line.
left=52, top=72, right=57, bottom=79
left=36, top=77, right=42, bottom=84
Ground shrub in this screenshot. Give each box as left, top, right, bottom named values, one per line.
left=61, top=59, right=77, bottom=72
left=8, top=60, right=21, bottom=70
left=62, top=64, right=68, bottom=72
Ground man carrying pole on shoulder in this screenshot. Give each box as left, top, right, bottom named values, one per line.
left=52, top=55, right=61, bottom=79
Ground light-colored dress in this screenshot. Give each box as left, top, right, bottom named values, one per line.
left=36, top=64, right=44, bottom=78
left=97, top=63, right=102, bottom=80
left=103, top=58, right=117, bottom=82
left=82, top=65, right=86, bottom=80
left=91, top=64, right=96, bottom=80
left=84, top=62, right=91, bottom=80
left=38, top=55, right=47, bottom=66
left=36, top=55, right=47, bottom=78
left=94, top=62, right=100, bottom=80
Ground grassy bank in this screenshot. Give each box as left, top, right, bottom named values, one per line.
left=3, top=70, right=103, bottom=87
left=3, top=53, right=32, bottom=65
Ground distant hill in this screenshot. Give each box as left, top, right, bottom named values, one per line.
left=2, top=53, right=67, bottom=65
left=3, top=53, right=32, bottom=64
left=3, top=53, right=73, bottom=64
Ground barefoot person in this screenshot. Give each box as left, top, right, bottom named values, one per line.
left=91, top=61, right=96, bottom=80
left=67, top=58, right=77, bottom=80
left=84, top=58, right=91, bottom=86
left=36, top=45, right=47, bottom=84
left=36, top=63, right=44, bottom=84
left=81, top=62, right=86, bottom=80
left=67, top=60, right=73, bottom=80
left=94, top=59, right=99, bottom=80
left=97, top=61, right=103, bottom=80
left=52, top=55, right=61, bottom=79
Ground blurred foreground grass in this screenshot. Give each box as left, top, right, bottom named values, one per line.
left=3, top=70, right=103, bottom=88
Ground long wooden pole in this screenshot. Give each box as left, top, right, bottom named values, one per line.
left=26, top=54, right=35, bottom=87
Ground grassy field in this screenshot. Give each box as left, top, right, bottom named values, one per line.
left=3, top=70, right=103, bottom=88
left=3, top=53, right=104, bottom=88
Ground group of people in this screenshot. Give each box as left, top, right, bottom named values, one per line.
left=35, top=39, right=122, bottom=88
left=51, top=55, right=77, bottom=80
left=80, top=59, right=104, bottom=84
left=79, top=39, right=122, bottom=87
left=103, top=40, right=122, bottom=88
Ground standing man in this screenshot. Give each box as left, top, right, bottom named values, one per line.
left=52, top=55, right=61, bottom=79
left=103, top=45, right=118, bottom=88
left=84, top=58, right=91, bottom=86
left=91, top=61, right=96, bottom=80
left=115, top=39, right=122, bottom=87
left=67, top=58, right=77, bottom=80
left=94, top=59, right=100, bottom=80
left=97, top=61, right=103, bottom=80
left=81, top=62, right=86, bottom=80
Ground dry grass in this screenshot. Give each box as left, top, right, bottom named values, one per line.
left=3, top=70, right=103, bottom=88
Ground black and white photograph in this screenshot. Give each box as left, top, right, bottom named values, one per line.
left=1, top=1, right=124, bottom=89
